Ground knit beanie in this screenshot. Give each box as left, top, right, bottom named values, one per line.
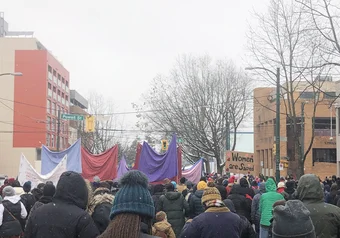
left=272, top=200, right=316, bottom=238
left=240, top=178, right=249, bottom=188
left=2, top=186, right=15, bottom=197
left=171, top=181, right=177, bottom=189
left=197, top=181, right=207, bottom=191
left=156, top=211, right=166, bottom=222
left=110, top=171, right=155, bottom=220
left=201, top=182, right=221, bottom=203
left=23, top=181, right=32, bottom=193
left=43, top=183, right=56, bottom=197
left=228, top=176, right=235, bottom=184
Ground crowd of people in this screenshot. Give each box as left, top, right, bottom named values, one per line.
left=0, top=171, right=340, bottom=237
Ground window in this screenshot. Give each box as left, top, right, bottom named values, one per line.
left=51, top=135, right=55, bottom=148
left=48, top=83, right=51, bottom=89
left=53, top=86, right=56, bottom=93
left=47, top=117, right=51, bottom=130
left=52, top=118, right=56, bottom=131
left=53, top=70, right=56, bottom=77
left=62, top=77, right=65, bottom=84
left=58, top=90, right=60, bottom=96
left=48, top=65, right=52, bottom=73
left=47, top=100, right=51, bottom=113
left=324, top=92, right=336, bottom=99
left=314, top=117, right=336, bottom=129
left=300, top=92, right=316, bottom=99
left=46, top=134, right=50, bottom=147
left=66, top=81, right=69, bottom=87
left=65, top=95, right=68, bottom=101
left=62, top=92, right=64, bottom=98
left=313, top=148, right=336, bottom=164
left=58, top=74, right=61, bottom=80
left=52, top=103, right=56, bottom=115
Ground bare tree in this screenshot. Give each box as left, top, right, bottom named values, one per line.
left=137, top=55, right=251, bottom=174
left=80, top=91, right=121, bottom=154
left=247, top=0, right=332, bottom=178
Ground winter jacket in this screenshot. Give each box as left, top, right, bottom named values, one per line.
left=152, top=192, right=164, bottom=213
left=20, top=193, right=36, bottom=215
left=227, top=185, right=253, bottom=222
left=24, top=171, right=100, bottom=238
left=239, top=215, right=256, bottom=238
left=152, top=220, right=176, bottom=238
left=297, top=174, right=340, bottom=238
left=0, top=195, right=27, bottom=237
left=215, top=184, right=227, bottom=200
left=326, top=184, right=338, bottom=205
left=27, top=196, right=53, bottom=220
left=259, top=178, right=284, bottom=227
left=158, top=191, right=189, bottom=237
left=188, top=190, right=204, bottom=218
left=180, top=206, right=242, bottom=238
left=251, top=182, right=266, bottom=232
left=281, top=190, right=296, bottom=201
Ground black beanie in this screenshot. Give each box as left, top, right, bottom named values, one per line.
left=23, top=181, right=32, bottom=193
left=43, top=183, right=56, bottom=197
left=272, top=200, right=316, bottom=238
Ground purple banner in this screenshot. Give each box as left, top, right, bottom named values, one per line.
left=116, top=155, right=129, bottom=181
left=138, top=135, right=178, bottom=182
left=182, top=159, right=203, bottom=184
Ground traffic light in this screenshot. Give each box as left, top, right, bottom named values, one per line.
left=85, top=115, right=95, bottom=132
left=272, top=144, right=276, bottom=155
left=161, top=139, right=168, bottom=151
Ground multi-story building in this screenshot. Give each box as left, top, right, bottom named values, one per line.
left=0, top=15, right=70, bottom=176
left=69, top=90, right=88, bottom=145
left=254, top=77, right=339, bottom=179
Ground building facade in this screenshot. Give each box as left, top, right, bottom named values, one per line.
left=69, top=90, right=88, bottom=145
left=254, top=79, right=339, bottom=179
left=0, top=37, right=70, bottom=177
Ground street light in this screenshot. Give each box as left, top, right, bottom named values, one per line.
left=245, top=66, right=281, bottom=183
left=0, top=72, right=23, bottom=77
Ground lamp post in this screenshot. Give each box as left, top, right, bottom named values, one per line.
left=245, top=67, right=281, bottom=183
left=0, top=72, right=23, bottom=77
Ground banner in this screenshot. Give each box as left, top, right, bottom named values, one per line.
left=81, top=145, right=118, bottom=181
left=116, top=155, right=129, bottom=181
left=41, top=139, right=82, bottom=175
left=132, top=143, right=142, bottom=170
left=138, top=135, right=178, bottom=183
left=182, top=159, right=203, bottom=184
left=18, top=154, right=67, bottom=189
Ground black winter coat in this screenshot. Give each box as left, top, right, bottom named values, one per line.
left=189, top=190, right=204, bottom=218
left=20, top=193, right=36, bottom=215
left=152, top=192, right=164, bottom=213
left=158, top=191, right=189, bottom=237
left=239, top=215, right=256, bottom=238
left=228, top=185, right=252, bottom=223
left=92, top=202, right=112, bottom=234
left=24, top=171, right=100, bottom=238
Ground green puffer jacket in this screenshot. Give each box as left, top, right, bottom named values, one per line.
left=259, top=178, right=284, bottom=226
left=297, top=174, right=340, bottom=238
left=158, top=191, right=189, bottom=237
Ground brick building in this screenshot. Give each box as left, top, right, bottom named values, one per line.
left=254, top=78, right=339, bottom=179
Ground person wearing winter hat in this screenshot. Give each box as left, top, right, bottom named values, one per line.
left=11, top=180, right=24, bottom=196
left=25, top=171, right=99, bottom=238
left=281, top=180, right=296, bottom=201
left=152, top=211, right=176, bottom=238
left=271, top=200, right=316, bottom=238
left=171, top=181, right=177, bottom=191
left=27, top=183, right=56, bottom=220
left=277, top=182, right=285, bottom=194
left=20, top=181, right=36, bottom=216
left=177, top=177, right=187, bottom=193
left=181, top=182, right=242, bottom=238
left=158, top=182, right=189, bottom=237
left=99, top=170, right=157, bottom=238
left=0, top=186, right=27, bottom=237
left=189, top=180, right=207, bottom=219
left=226, top=176, right=235, bottom=196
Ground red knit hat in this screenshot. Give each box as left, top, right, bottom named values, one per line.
left=228, top=176, right=235, bottom=184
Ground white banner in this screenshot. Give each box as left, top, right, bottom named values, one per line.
left=18, top=153, right=67, bottom=189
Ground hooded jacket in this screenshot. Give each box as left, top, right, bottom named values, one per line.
left=297, top=174, right=340, bottom=238
left=259, top=178, right=284, bottom=226
left=158, top=191, right=189, bottom=237
left=189, top=189, right=205, bottom=218
left=152, top=220, right=176, bottom=238
left=251, top=182, right=266, bottom=232
left=227, top=184, right=253, bottom=222
left=24, top=171, right=100, bottom=238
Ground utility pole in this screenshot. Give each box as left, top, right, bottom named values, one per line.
left=56, top=109, right=61, bottom=152
left=275, top=67, right=281, bottom=183
left=301, top=102, right=305, bottom=165
left=226, top=112, right=230, bottom=151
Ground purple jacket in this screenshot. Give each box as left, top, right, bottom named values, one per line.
left=180, top=206, right=242, bottom=238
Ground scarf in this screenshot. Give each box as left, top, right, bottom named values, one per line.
left=205, top=199, right=225, bottom=208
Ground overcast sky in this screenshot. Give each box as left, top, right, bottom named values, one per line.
left=2, top=0, right=269, bottom=132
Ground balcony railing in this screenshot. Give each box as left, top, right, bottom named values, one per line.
left=314, top=129, right=336, bottom=137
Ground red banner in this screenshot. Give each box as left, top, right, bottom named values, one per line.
left=81, top=145, right=118, bottom=181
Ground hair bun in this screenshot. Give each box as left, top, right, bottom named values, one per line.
left=119, top=170, right=149, bottom=188
left=207, top=181, right=215, bottom=187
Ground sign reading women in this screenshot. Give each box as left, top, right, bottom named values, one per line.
left=225, top=151, right=259, bottom=175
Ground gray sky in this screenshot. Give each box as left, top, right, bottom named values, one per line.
left=2, top=0, right=269, bottom=132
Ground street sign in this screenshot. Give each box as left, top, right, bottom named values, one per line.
left=279, top=163, right=283, bottom=171
left=61, top=114, right=84, bottom=121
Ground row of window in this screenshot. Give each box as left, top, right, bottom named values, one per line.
left=46, top=133, right=68, bottom=150
left=48, top=65, right=69, bottom=88
left=47, top=83, right=69, bottom=106
left=47, top=99, right=69, bottom=116
left=46, top=117, right=68, bottom=133
left=300, top=91, right=336, bottom=99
